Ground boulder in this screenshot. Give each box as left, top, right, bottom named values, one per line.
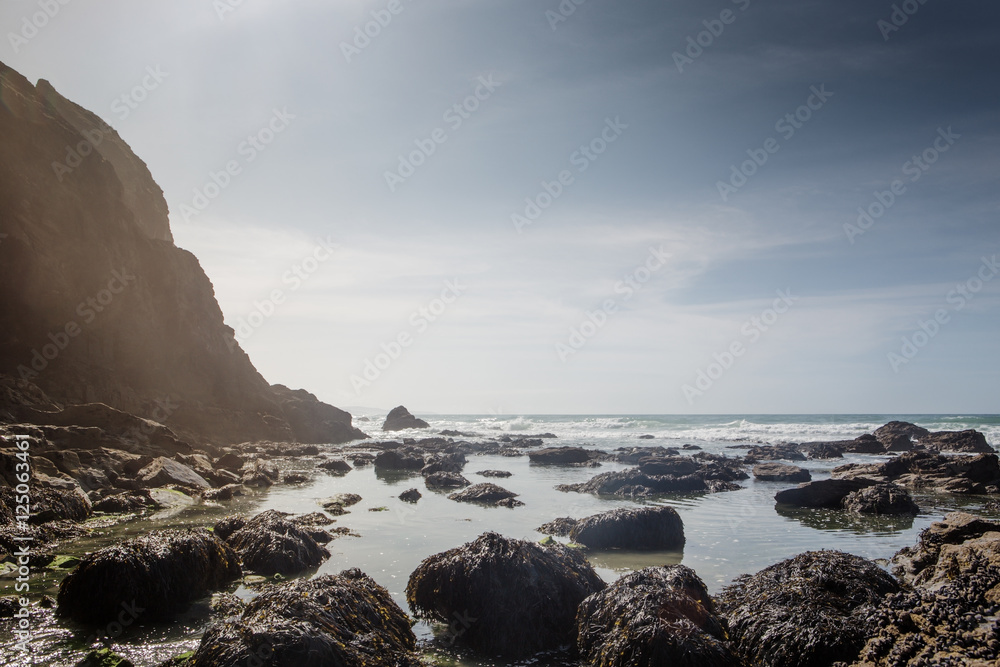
left=382, top=406, right=430, bottom=432
left=558, top=463, right=743, bottom=498
left=192, top=569, right=418, bottom=666
left=214, top=452, right=245, bottom=472
left=745, top=444, right=806, bottom=462
left=240, top=459, right=279, bottom=488
left=373, top=449, right=424, bottom=471
left=774, top=478, right=877, bottom=508
left=537, top=517, right=578, bottom=537
left=476, top=469, right=512, bottom=478
left=753, top=463, right=811, bottom=483
left=873, top=421, right=929, bottom=450
left=527, top=446, right=591, bottom=464
left=398, top=488, right=422, bottom=503
left=406, top=532, right=605, bottom=657
left=448, top=483, right=523, bottom=507
left=137, top=457, right=209, bottom=489
left=317, top=458, right=351, bottom=473
left=91, top=490, right=159, bottom=514
left=220, top=510, right=330, bottom=576
left=420, top=452, right=466, bottom=475
left=424, top=471, right=471, bottom=489
left=918, top=429, right=995, bottom=453
left=834, top=450, right=1000, bottom=495
left=841, top=482, right=919, bottom=515
left=570, top=505, right=684, bottom=551
left=0, top=486, right=91, bottom=524
left=56, top=529, right=241, bottom=624
left=717, top=550, right=901, bottom=667
left=576, top=565, right=739, bottom=667
left=841, top=434, right=886, bottom=454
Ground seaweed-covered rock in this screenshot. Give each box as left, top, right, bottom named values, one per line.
left=841, top=483, right=919, bottom=516
left=0, top=485, right=91, bottom=524
left=57, top=529, right=241, bottom=624
left=399, top=488, right=422, bottom=503
left=528, top=446, right=591, bottom=464
left=192, top=569, right=418, bottom=667
left=570, top=505, right=684, bottom=551
left=717, top=550, right=901, bottom=667
left=240, top=460, right=280, bottom=488
left=538, top=517, right=578, bottom=537
left=576, top=565, right=739, bottom=667
left=382, top=406, right=430, bottom=432
left=424, top=471, right=470, bottom=489
left=558, top=464, right=742, bottom=498
left=406, top=532, right=605, bottom=657
left=91, top=489, right=159, bottom=513
left=476, top=469, right=512, bottom=478
left=223, top=510, right=329, bottom=575
left=447, top=483, right=522, bottom=507
left=373, top=449, right=424, bottom=471
left=203, top=484, right=243, bottom=501
left=421, top=452, right=466, bottom=475
left=753, top=463, right=811, bottom=482
left=317, top=459, right=351, bottom=473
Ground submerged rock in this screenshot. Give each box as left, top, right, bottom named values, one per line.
left=753, top=462, right=811, bottom=483
left=382, top=406, right=430, bottom=432
left=221, top=510, right=329, bottom=576
left=841, top=483, right=919, bottom=516
left=570, top=505, right=684, bottom=551
left=406, top=532, right=605, bottom=657
left=576, top=565, right=739, bottom=667
left=192, top=569, right=418, bottom=666
left=57, top=529, right=240, bottom=624
left=448, top=483, right=523, bottom=507
left=717, top=550, right=901, bottom=667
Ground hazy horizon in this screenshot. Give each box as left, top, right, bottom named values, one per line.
left=4, top=0, right=997, bottom=415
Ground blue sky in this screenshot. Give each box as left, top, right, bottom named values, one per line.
left=3, top=0, right=998, bottom=414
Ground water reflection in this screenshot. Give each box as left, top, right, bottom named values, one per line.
left=775, top=504, right=915, bottom=534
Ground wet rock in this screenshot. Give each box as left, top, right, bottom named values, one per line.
left=918, top=429, right=995, bottom=453
left=528, top=446, right=591, bottom=465
left=753, top=463, right=811, bottom=483
left=406, top=532, right=605, bottom=658
left=240, top=460, right=279, bottom=488
left=802, top=442, right=844, bottom=459
left=76, top=649, right=135, bottom=667
left=638, top=456, right=700, bottom=476
left=834, top=451, right=1000, bottom=495
left=448, top=483, right=522, bottom=507
left=91, top=489, right=159, bottom=513
left=775, top=478, right=877, bottom=508
left=842, top=483, right=919, bottom=516
left=576, top=565, right=739, bottom=667
left=56, top=529, right=241, bottom=624
left=192, top=569, right=418, bottom=666
left=890, top=512, right=1000, bottom=587
left=399, top=488, right=422, bottom=503
left=210, top=592, right=245, bottom=618
left=203, top=484, right=243, bottom=501
left=373, top=449, right=424, bottom=471
left=320, top=493, right=362, bottom=512
left=382, top=406, right=430, bottom=432
left=570, top=505, right=684, bottom=551
left=0, top=486, right=91, bottom=524
left=221, top=510, right=329, bottom=576
left=214, top=452, right=245, bottom=472
left=717, top=550, right=901, bottom=667
left=746, top=443, right=806, bottom=462
left=476, top=469, right=512, bottom=478
left=873, top=421, right=928, bottom=450
left=420, top=452, right=466, bottom=475
left=537, top=517, right=578, bottom=537
left=841, top=434, right=886, bottom=454
left=137, top=457, right=210, bottom=489
left=558, top=458, right=744, bottom=498
left=281, top=472, right=308, bottom=484
left=425, top=471, right=471, bottom=489
left=316, top=458, right=351, bottom=473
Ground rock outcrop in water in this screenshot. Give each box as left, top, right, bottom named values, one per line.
left=570, top=505, right=685, bottom=551
left=557, top=453, right=746, bottom=498
left=382, top=406, right=430, bottom=431
left=0, top=60, right=365, bottom=446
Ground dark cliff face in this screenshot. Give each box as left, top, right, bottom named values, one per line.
left=0, top=61, right=365, bottom=445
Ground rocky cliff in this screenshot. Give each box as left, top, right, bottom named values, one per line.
left=0, top=60, right=365, bottom=445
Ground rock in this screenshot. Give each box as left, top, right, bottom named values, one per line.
left=56, top=529, right=241, bottom=624
left=210, top=592, right=245, bottom=618
left=214, top=453, right=245, bottom=472
left=745, top=444, right=806, bottom=461
left=528, top=446, right=591, bottom=464
left=203, top=484, right=243, bottom=501
left=317, top=458, right=351, bottom=473
left=476, top=469, right=512, bottom=478
left=281, top=472, right=308, bottom=484
left=802, top=442, right=844, bottom=459
left=220, top=510, right=330, bottom=576
left=448, top=483, right=522, bottom=507
left=424, top=471, right=471, bottom=489
left=753, top=463, right=811, bottom=482
left=0, top=486, right=91, bottom=523
left=576, top=565, right=739, bottom=667
left=774, top=478, right=877, bottom=508
left=137, top=457, right=209, bottom=489
left=406, top=532, right=605, bottom=658
left=373, top=449, right=424, bottom=471
left=570, top=505, right=684, bottom=551
left=918, top=429, right=995, bottom=453
left=537, top=517, right=578, bottom=537
left=558, top=458, right=745, bottom=498
left=240, top=459, right=279, bottom=488
left=76, top=649, right=135, bottom=667
left=717, top=550, right=902, bottom=667
left=321, top=493, right=362, bottom=509
left=399, top=488, right=422, bottom=503
left=842, top=483, right=919, bottom=515
left=638, top=434, right=656, bottom=439
left=874, top=421, right=929, bottom=450
left=834, top=450, right=1000, bottom=495
left=192, top=569, right=418, bottom=666
left=421, top=452, right=466, bottom=475
left=890, top=512, right=1000, bottom=587
left=638, top=456, right=700, bottom=476
left=382, top=406, right=430, bottom=432
left=841, top=434, right=886, bottom=454
left=91, top=490, right=159, bottom=513
left=349, top=453, right=375, bottom=466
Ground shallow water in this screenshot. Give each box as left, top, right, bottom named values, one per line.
left=3, top=414, right=999, bottom=666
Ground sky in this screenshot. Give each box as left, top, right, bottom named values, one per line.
left=3, top=0, right=998, bottom=415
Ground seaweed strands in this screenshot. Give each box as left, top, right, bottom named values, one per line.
left=406, top=532, right=606, bottom=658
left=218, top=510, right=329, bottom=576
left=576, top=565, right=740, bottom=667
left=190, top=568, right=418, bottom=667
left=716, top=550, right=902, bottom=667
left=56, top=529, right=241, bottom=624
